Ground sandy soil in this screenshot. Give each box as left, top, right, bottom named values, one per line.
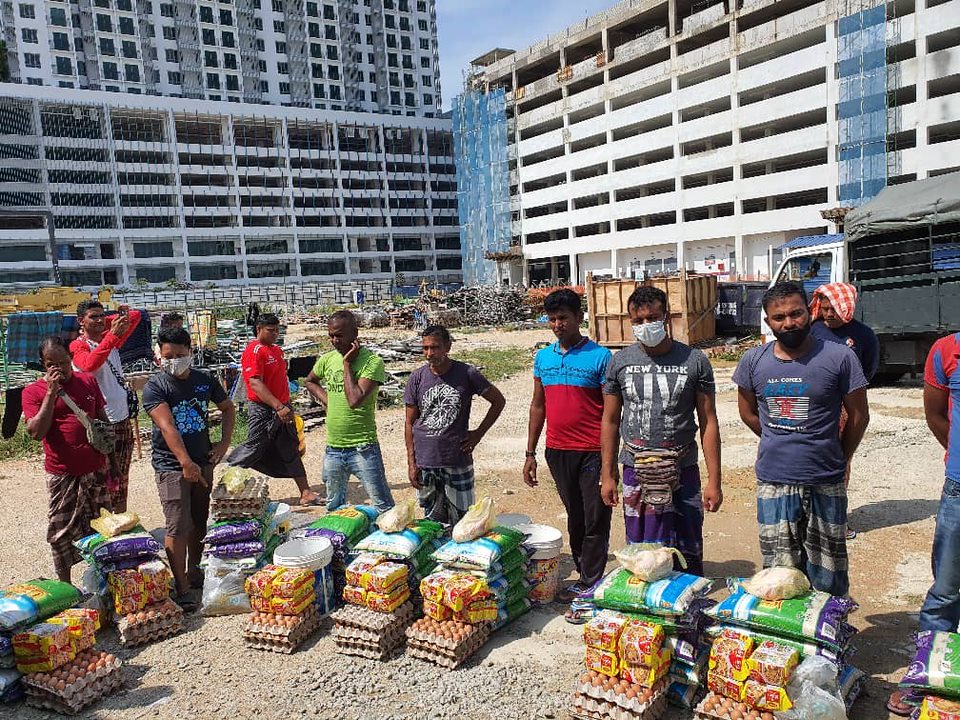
left=1, top=327, right=944, bottom=719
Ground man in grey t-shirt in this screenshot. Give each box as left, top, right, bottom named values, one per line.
left=601, top=286, right=723, bottom=575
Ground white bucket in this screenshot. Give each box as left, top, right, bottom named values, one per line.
left=496, top=513, right=532, bottom=528
left=273, top=537, right=336, bottom=616
left=517, top=523, right=564, bottom=604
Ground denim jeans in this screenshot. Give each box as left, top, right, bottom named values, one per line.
left=323, top=443, right=395, bottom=512
left=919, top=478, right=960, bottom=632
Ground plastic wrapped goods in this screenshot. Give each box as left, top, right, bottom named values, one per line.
left=614, top=544, right=686, bottom=582
left=589, top=568, right=712, bottom=616
left=742, top=566, right=811, bottom=601
left=0, top=580, right=81, bottom=631
left=452, top=497, right=495, bottom=543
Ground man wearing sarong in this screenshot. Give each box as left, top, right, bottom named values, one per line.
left=225, top=313, right=321, bottom=506
left=733, top=282, right=869, bottom=597
left=24, top=337, right=112, bottom=582
left=601, top=286, right=723, bottom=576
left=404, top=325, right=504, bottom=525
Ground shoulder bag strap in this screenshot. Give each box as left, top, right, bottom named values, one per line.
left=56, top=389, right=93, bottom=430
left=85, top=337, right=129, bottom=389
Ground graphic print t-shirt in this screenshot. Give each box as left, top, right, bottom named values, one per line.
left=403, top=360, right=491, bottom=468
left=604, top=342, right=715, bottom=468
left=732, top=338, right=867, bottom=485
left=142, top=369, right=228, bottom=471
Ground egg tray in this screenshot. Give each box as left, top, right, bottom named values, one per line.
left=331, top=623, right=408, bottom=646
left=573, top=677, right=669, bottom=715
left=405, top=626, right=491, bottom=669
left=329, top=601, right=416, bottom=633
left=568, top=688, right=669, bottom=720
left=212, top=476, right=269, bottom=504
left=333, top=635, right=405, bottom=660
left=243, top=606, right=319, bottom=637
left=24, top=660, right=123, bottom=715
left=115, top=601, right=185, bottom=647
left=243, top=609, right=321, bottom=652
left=693, top=692, right=775, bottom=720
left=404, top=619, right=490, bottom=651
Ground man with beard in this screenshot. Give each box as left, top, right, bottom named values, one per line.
left=404, top=325, right=504, bottom=524
left=733, top=282, right=870, bottom=596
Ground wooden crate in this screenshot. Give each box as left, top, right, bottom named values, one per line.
left=586, top=272, right=718, bottom=348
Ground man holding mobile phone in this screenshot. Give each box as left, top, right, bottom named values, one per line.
left=305, top=310, right=395, bottom=512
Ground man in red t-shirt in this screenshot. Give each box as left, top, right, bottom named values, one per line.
left=23, top=336, right=112, bottom=581
left=225, top=314, right=319, bottom=505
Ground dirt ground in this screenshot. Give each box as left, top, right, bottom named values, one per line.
left=0, top=326, right=944, bottom=719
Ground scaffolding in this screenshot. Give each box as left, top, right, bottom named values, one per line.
left=451, top=87, right=510, bottom=286
left=837, top=1, right=888, bottom=207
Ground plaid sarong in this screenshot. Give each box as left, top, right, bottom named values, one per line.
left=108, top=419, right=134, bottom=513
left=47, top=470, right=111, bottom=578
left=5, top=311, right=64, bottom=364
left=757, top=480, right=849, bottom=596
left=418, top=465, right=475, bottom=525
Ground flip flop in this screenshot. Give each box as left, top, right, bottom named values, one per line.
left=846, top=528, right=858, bottom=540
left=300, top=497, right=326, bottom=507
left=564, top=607, right=591, bottom=625
left=886, top=690, right=914, bottom=717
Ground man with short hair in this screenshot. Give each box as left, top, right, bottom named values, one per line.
left=524, top=288, right=612, bottom=616
left=70, top=300, right=141, bottom=512
left=143, top=327, right=235, bottom=603
left=226, top=313, right=320, bottom=506
left=404, top=325, right=505, bottom=524
left=305, top=310, right=395, bottom=511
left=733, top=282, right=869, bottom=597
left=24, top=337, right=112, bottom=582
left=601, top=285, right=723, bottom=577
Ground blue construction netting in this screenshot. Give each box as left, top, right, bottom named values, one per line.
left=837, top=3, right=888, bottom=207
left=451, top=87, right=511, bottom=286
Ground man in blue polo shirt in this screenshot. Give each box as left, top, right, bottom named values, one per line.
left=524, top=288, right=612, bottom=621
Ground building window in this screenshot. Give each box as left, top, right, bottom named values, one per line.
left=199, top=6, right=214, bottom=22
left=422, top=93, right=432, bottom=105
left=306, top=1, right=318, bottom=16
left=207, top=72, right=220, bottom=89
left=390, top=90, right=400, bottom=105
left=254, top=18, right=263, bottom=30
left=327, top=45, right=338, bottom=60
left=385, top=14, right=395, bottom=28
left=165, top=49, right=179, bottom=63
left=325, top=25, right=337, bottom=40
left=100, top=37, right=116, bottom=56
left=258, top=60, right=267, bottom=72
left=313, top=83, right=325, bottom=98
left=277, top=62, right=288, bottom=74
left=279, top=81, right=290, bottom=94
left=226, top=75, right=239, bottom=91
left=328, top=65, right=339, bottom=80
left=309, top=22, right=320, bottom=38
left=273, top=20, right=285, bottom=33
left=119, top=16, right=135, bottom=35
left=271, top=0, right=282, bottom=11
left=55, top=57, right=73, bottom=75
left=400, top=17, right=410, bottom=30
left=205, top=51, right=218, bottom=67
left=122, top=41, right=138, bottom=59
left=422, top=74, right=432, bottom=87
left=222, top=31, right=235, bottom=47
left=276, top=41, right=287, bottom=54
left=125, top=64, right=141, bottom=82
left=18, top=3, right=35, bottom=18
left=223, top=53, right=237, bottom=69
left=96, top=14, right=112, bottom=32
left=401, top=36, right=411, bottom=50
left=329, top=84, right=341, bottom=100
left=50, top=7, right=67, bottom=25
left=202, top=28, right=216, bottom=44
left=168, top=71, right=181, bottom=84
left=52, top=33, right=71, bottom=51
left=256, top=39, right=265, bottom=51
left=163, top=26, right=176, bottom=40
left=324, top=4, right=335, bottom=20
left=388, top=53, right=398, bottom=67
left=260, top=80, right=269, bottom=93
left=219, top=9, right=232, bottom=25
left=405, top=92, right=415, bottom=106
left=420, top=56, right=431, bottom=68
left=21, top=28, right=38, bottom=44
left=27, top=77, right=43, bottom=85
left=103, top=61, right=119, bottom=80
left=419, top=38, right=429, bottom=50
left=311, top=43, right=323, bottom=58
left=311, top=63, right=323, bottom=78
left=23, top=53, right=42, bottom=69
left=117, top=0, right=132, bottom=10
left=160, top=4, right=174, bottom=17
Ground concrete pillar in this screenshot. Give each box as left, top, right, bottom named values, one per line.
left=734, top=234, right=745, bottom=280
left=568, top=252, right=578, bottom=284
left=610, top=248, right=618, bottom=278
left=550, top=257, right=559, bottom=284
left=676, top=240, right=686, bottom=272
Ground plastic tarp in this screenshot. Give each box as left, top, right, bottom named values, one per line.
left=845, top=174, right=960, bottom=242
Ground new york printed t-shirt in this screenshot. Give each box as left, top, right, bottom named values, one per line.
left=533, top=338, right=611, bottom=452
left=604, top=341, right=715, bottom=468
left=732, top=338, right=868, bottom=485
left=142, top=369, right=228, bottom=471
left=241, top=342, right=289, bottom=406
left=23, top=372, right=107, bottom=476
left=925, top=332, right=960, bottom=482
left=312, top=347, right=385, bottom=448
left=404, top=360, right=491, bottom=468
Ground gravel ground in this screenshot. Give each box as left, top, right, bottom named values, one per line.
left=1, top=328, right=947, bottom=719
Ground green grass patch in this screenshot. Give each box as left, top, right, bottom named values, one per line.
left=453, top=348, right=533, bottom=382
left=0, top=424, right=41, bottom=461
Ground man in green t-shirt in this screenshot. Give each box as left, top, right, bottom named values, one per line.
left=305, top=310, right=395, bottom=511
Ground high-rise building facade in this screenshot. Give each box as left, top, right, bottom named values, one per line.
left=458, top=0, right=959, bottom=285
left=2, top=0, right=442, bottom=116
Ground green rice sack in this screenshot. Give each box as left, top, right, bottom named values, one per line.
left=900, top=630, right=960, bottom=698
left=0, top=580, right=80, bottom=631
left=307, top=506, right=373, bottom=545
left=589, top=568, right=712, bottom=617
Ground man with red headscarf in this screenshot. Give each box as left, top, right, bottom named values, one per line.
left=809, top=283, right=880, bottom=383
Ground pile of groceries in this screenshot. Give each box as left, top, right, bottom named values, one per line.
left=407, top=497, right=532, bottom=669
left=570, top=544, right=714, bottom=719
left=0, top=580, right=120, bottom=714
left=898, top=630, right=960, bottom=718
left=694, top=567, right=864, bottom=719
left=201, top=470, right=291, bottom=616
left=75, top=510, right=182, bottom=646
left=241, top=564, right=321, bottom=653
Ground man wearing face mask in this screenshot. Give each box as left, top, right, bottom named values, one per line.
left=601, top=286, right=723, bottom=576
left=733, top=282, right=869, bottom=596
left=142, top=327, right=235, bottom=605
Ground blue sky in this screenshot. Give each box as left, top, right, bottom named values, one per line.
left=436, top=0, right=616, bottom=111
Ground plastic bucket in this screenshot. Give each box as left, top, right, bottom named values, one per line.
left=273, top=537, right=336, bottom=616
left=496, top=513, right=532, bottom=528
left=517, top=523, right=563, bottom=604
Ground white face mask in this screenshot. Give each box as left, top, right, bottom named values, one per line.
left=161, top=355, right=193, bottom=376
left=633, top=320, right=667, bottom=347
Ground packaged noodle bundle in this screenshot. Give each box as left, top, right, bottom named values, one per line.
left=249, top=590, right=315, bottom=616
left=620, top=646, right=672, bottom=687
left=618, top=619, right=666, bottom=666
left=583, top=610, right=630, bottom=652
left=743, top=679, right=793, bottom=711
left=916, top=695, right=960, bottom=719
left=139, top=560, right=172, bottom=603
left=456, top=598, right=498, bottom=624
left=705, top=586, right=857, bottom=653
left=419, top=571, right=460, bottom=604
left=589, top=568, right=712, bottom=617
left=363, top=563, right=408, bottom=594
left=107, top=569, right=144, bottom=599
left=901, top=631, right=960, bottom=699
left=342, top=585, right=367, bottom=606
left=703, top=624, right=844, bottom=665
left=13, top=624, right=71, bottom=659
left=707, top=671, right=745, bottom=701
left=708, top=629, right=754, bottom=681
left=366, top=585, right=410, bottom=613
left=585, top=646, right=619, bottom=677
left=423, top=599, right=453, bottom=622
left=46, top=609, right=99, bottom=652
left=441, top=574, right=490, bottom=613
left=746, top=640, right=799, bottom=686
left=344, top=553, right=384, bottom=587
left=0, top=580, right=82, bottom=632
